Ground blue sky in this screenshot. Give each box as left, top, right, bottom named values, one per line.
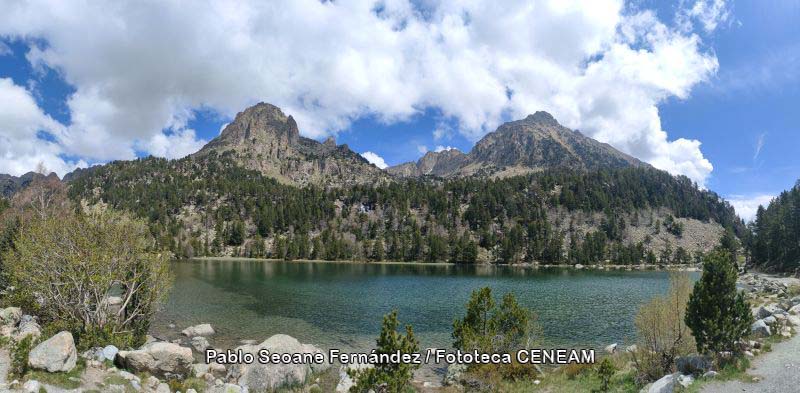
left=0, top=0, right=797, bottom=220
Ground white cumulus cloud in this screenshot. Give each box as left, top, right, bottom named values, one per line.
left=728, top=194, right=774, bottom=222
left=360, top=151, right=388, bottom=169
left=0, top=0, right=727, bottom=185
left=0, top=78, right=86, bottom=176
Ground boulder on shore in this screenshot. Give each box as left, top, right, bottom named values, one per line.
left=28, top=331, right=78, bottom=372
left=15, top=315, right=41, bottom=341
left=182, top=323, right=215, bottom=337
left=756, top=305, right=780, bottom=319
left=116, top=341, right=193, bottom=379
left=751, top=319, right=772, bottom=337
left=604, top=343, right=618, bottom=354
left=191, top=336, right=211, bottom=353
left=676, top=355, right=711, bottom=375
left=228, top=334, right=328, bottom=391
left=648, top=373, right=676, bottom=393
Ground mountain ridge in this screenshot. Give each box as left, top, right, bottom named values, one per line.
left=387, top=111, right=646, bottom=178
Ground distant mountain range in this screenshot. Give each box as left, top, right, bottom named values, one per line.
left=1, top=103, right=746, bottom=265
left=5, top=103, right=649, bottom=190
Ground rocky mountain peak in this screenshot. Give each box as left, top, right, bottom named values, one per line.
left=207, top=102, right=299, bottom=150
left=524, top=111, right=559, bottom=126
left=194, top=102, right=387, bottom=187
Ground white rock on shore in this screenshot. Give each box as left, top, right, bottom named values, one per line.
left=228, top=334, right=328, bottom=391
left=28, top=331, right=78, bottom=372
left=116, top=341, right=193, bottom=379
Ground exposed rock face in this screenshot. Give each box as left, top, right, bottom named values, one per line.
left=195, top=103, right=388, bottom=187
left=116, top=342, right=194, bottom=379
left=0, top=172, right=59, bottom=198
left=28, top=331, right=78, bottom=372
left=387, top=111, right=646, bottom=178
left=228, top=334, right=328, bottom=391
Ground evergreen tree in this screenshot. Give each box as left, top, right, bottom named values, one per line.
left=349, top=310, right=419, bottom=393
left=685, top=249, right=753, bottom=355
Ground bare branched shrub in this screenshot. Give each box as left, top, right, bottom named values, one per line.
left=631, top=273, right=696, bottom=382
left=3, top=206, right=172, bottom=348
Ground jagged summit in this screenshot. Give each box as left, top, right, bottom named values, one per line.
left=525, top=111, right=558, bottom=125
left=387, top=111, right=646, bottom=178
left=195, top=102, right=387, bottom=187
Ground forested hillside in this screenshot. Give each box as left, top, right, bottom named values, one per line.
left=750, top=181, right=800, bottom=273
left=67, top=153, right=744, bottom=265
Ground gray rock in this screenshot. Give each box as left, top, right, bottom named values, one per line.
left=703, top=370, right=718, bottom=379
left=207, top=384, right=244, bottom=393
left=763, top=315, right=777, bottom=325
left=604, top=343, right=618, bottom=354
left=624, top=344, right=638, bottom=353
left=102, top=345, right=120, bottom=361
left=757, top=305, right=780, bottom=319
left=22, top=380, right=40, bottom=393
left=648, top=374, right=676, bottom=393
left=229, top=334, right=327, bottom=391
left=28, top=331, right=78, bottom=372
left=677, top=374, right=694, bottom=388
left=181, top=323, right=215, bottom=337
left=0, top=307, right=22, bottom=326
left=155, top=382, right=171, bottom=393
left=193, top=362, right=227, bottom=379
left=676, top=355, right=712, bottom=375
left=752, top=319, right=772, bottom=337
left=15, top=316, right=41, bottom=341
left=191, top=336, right=210, bottom=353
left=789, top=305, right=800, bottom=315
left=116, top=342, right=193, bottom=379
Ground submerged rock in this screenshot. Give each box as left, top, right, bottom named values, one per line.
left=28, top=331, right=78, bottom=372
left=182, top=323, right=215, bottom=337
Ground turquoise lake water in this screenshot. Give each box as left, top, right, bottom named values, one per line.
left=153, top=259, right=696, bottom=354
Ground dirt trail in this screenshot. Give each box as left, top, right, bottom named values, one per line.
left=702, top=334, right=800, bottom=393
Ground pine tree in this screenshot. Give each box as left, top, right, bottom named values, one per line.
left=349, top=310, right=419, bottom=393
left=685, top=249, right=753, bottom=355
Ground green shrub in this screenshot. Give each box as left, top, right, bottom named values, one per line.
left=10, top=335, right=35, bottom=378
left=3, top=207, right=173, bottom=349
left=596, top=358, right=616, bottom=392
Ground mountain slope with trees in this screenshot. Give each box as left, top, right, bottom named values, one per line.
left=749, top=181, right=800, bottom=273
left=66, top=152, right=744, bottom=264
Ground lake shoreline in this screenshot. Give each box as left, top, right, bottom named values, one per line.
left=191, top=256, right=702, bottom=271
